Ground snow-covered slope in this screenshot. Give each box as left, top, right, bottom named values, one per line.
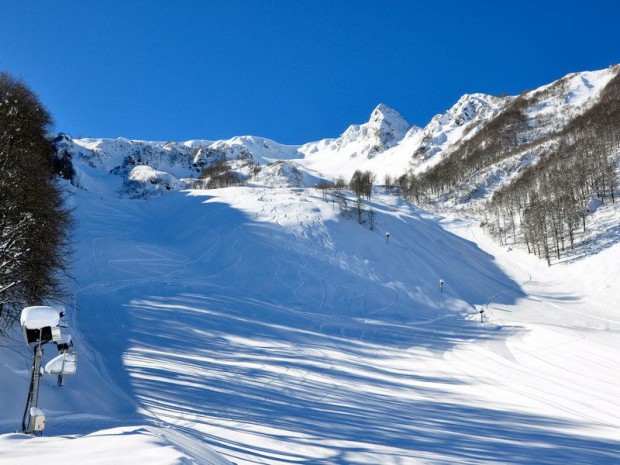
left=295, top=104, right=419, bottom=180
left=410, top=93, right=508, bottom=172
left=54, top=133, right=304, bottom=197
left=429, top=65, right=620, bottom=207
left=0, top=426, right=232, bottom=465
left=1, top=65, right=619, bottom=464
left=1, top=181, right=619, bottom=463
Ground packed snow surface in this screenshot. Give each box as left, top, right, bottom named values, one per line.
left=1, top=181, right=619, bottom=464
left=2, top=66, right=620, bottom=464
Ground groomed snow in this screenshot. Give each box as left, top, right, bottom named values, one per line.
left=1, top=183, right=618, bottom=464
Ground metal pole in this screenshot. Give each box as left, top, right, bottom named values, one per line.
left=30, top=344, right=43, bottom=409
left=24, top=342, right=43, bottom=433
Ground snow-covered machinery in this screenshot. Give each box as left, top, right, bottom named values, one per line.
left=28, top=407, right=46, bottom=434
left=45, top=351, right=78, bottom=376
left=45, top=333, right=77, bottom=381
left=21, top=306, right=62, bottom=345
left=19, top=306, right=78, bottom=435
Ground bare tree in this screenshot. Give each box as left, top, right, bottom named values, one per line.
left=350, top=170, right=375, bottom=200
left=0, top=72, right=73, bottom=332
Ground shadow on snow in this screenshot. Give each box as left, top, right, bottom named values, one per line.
left=68, top=192, right=617, bottom=463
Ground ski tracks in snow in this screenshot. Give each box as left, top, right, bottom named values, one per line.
left=68, top=188, right=620, bottom=464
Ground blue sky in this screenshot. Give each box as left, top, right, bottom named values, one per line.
left=2, top=1, right=619, bottom=144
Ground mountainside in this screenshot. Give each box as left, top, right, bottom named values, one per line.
left=413, top=65, right=620, bottom=207
left=55, top=66, right=619, bottom=205
left=410, top=92, right=508, bottom=172
left=1, top=182, right=619, bottom=464
left=407, top=66, right=620, bottom=264
left=53, top=102, right=422, bottom=196
left=53, top=65, right=620, bottom=266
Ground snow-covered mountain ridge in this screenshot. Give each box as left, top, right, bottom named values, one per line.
left=55, top=65, right=619, bottom=206
left=410, top=93, right=507, bottom=169
left=425, top=65, right=620, bottom=208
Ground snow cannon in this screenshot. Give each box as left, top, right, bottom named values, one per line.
left=55, top=333, right=73, bottom=352
left=19, top=306, right=77, bottom=434
left=45, top=334, right=77, bottom=377
left=45, top=352, right=78, bottom=376
left=20, top=306, right=63, bottom=345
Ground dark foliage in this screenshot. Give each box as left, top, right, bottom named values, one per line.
left=0, top=72, right=73, bottom=331
left=52, top=147, right=76, bottom=182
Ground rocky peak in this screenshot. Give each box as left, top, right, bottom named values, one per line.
left=368, top=103, right=412, bottom=138
left=443, top=93, right=506, bottom=127
left=335, top=104, right=413, bottom=156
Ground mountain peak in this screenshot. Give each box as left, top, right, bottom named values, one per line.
left=369, top=104, right=410, bottom=129
left=364, top=103, right=412, bottom=150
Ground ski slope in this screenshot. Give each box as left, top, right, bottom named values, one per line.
left=1, top=185, right=619, bottom=464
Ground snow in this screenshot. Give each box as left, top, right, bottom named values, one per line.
left=527, top=67, right=616, bottom=115
left=126, top=165, right=184, bottom=197
left=296, top=104, right=420, bottom=181
left=1, top=66, right=620, bottom=463
left=1, top=180, right=619, bottom=464
left=20, top=306, right=61, bottom=330
left=409, top=93, right=507, bottom=173
left=45, top=352, right=77, bottom=376
left=0, top=426, right=232, bottom=465
left=251, top=161, right=303, bottom=187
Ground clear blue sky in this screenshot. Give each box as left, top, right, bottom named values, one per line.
left=2, top=1, right=619, bottom=144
